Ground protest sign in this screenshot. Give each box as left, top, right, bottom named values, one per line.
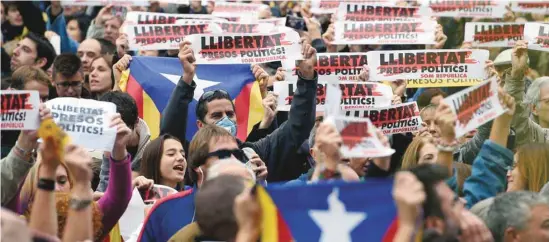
left=284, top=53, right=368, bottom=82
left=337, top=3, right=432, bottom=21
left=444, top=77, right=505, bottom=138
left=333, top=20, right=436, bottom=45
left=60, top=0, right=149, bottom=6
left=511, top=1, right=549, bottom=14
left=406, top=78, right=485, bottom=88
left=219, top=23, right=274, bottom=34
left=367, top=49, right=490, bottom=81
left=188, top=31, right=302, bottom=64
left=140, top=184, right=178, bottom=205
left=274, top=81, right=393, bottom=112
left=329, top=116, right=395, bottom=158
left=124, top=23, right=222, bottom=50
left=45, top=98, right=117, bottom=151
left=119, top=188, right=145, bottom=241
left=524, top=22, right=549, bottom=52
left=310, top=0, right=394, bottom=14
left=1, top=90, right=40, bottom=130
left=212, top=1, right=269, bottom=14
left=210, top=12, right=258, bottom=24
left=257, top=17, right=287, bottom=27
left=344, top=102, right=422, bottom=135
left=50, top=35, right=61, bottom=55
left=125, top=11, right=224, bottom=25
left=421, top=0, right=507, bottom=18
left=464, top=22, right=525, bottom=47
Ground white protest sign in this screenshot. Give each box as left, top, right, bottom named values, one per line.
left=46, top=98, right=117, bottom=151
left=124, top=23, right=222, bottom=50
left=188, top=30, right=302, bottom=64
left=1, top=91, right=40, bottom=130
left=337, top=3, right=432, bottom=21
left=444, top=77, right=505, bottom=138
left=333, top=20, right=436, bottom=45
left=284, top=53, right=368, bottom=82
left=464, top=22, right=525, bottom=47
left=524, top=22, right=549, bottom=52
left=344, top=102, right=422, bottom=135
left=119, top=188, right=145, bottom=241
left=212, top=1, right=269, bottom=14
left=274, top=81, right=393, bottom=112
left=60, top=0, right=149, bottom=6
left=367, top=49, right=490, bottom=81
left=511, top=1, right=549, bottom=14
left=329, top=116, right=395, bottom=158
left=310, top=0, right=396, bottom=14
left=257, top=17, right=287, bottom=27
left=219, top=23, right=275, bottom=34
left=211, top=12, right=258, bottom=23
left=125, top=12, right=225, bottom=25
left=421, top=0, right=508, bottom=18
left=50, top=35, right=61, bottom=55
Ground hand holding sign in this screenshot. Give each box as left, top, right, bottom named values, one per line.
left=113, top=54, right=132, bottom=89
left=252, top=64, right=269, bottom=97
left=435, top=102, right=457, bottom=143
left=178, top=41, right=196, bottom=85
left=65, top=144, right=94, bottom=184
left=431, top=24, right=448, bottom=49
left=511, top=40, right=529, bottom=80
left=498, top=87, right=516, bottom=117
left=315, top=120, right=343, bottom=170
left=297, top=38, right=317, bottom=80
left=372, top=130, right=391, bottom=172
left=16, top=104, right=52, bottom=157
left=111, top=113, right=131, bottom=161
left=322, top=23, right=337, bottom=53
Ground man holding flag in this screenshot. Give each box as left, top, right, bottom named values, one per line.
left=160, top=39, right=319, bottom=183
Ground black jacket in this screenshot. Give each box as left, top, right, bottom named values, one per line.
left=160, top=72, right=318, bottom=182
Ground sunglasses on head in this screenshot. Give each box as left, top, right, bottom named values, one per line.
left=200, top=89, right=230, bottom=101
left=206, top=149, right=247, bottom=163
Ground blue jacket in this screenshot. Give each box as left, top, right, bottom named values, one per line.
left=459, top=140, right=513, bottom=209
left=46, top=6, right=78, bottom=53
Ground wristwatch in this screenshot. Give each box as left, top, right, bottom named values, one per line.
left=69, top=198, right=92, bottom=211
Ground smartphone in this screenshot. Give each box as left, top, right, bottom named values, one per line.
left=111, top=6, right=127, bottom=20
left=286, top=15, right=307, bottom=31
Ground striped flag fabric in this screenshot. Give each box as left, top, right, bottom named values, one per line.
left=257, top=179, right=401, bottom=242
left=119, top=56, right=264, bottom=141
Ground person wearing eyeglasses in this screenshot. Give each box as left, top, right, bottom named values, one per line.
left=52, top=53, right=85, bottom=98
left=161, top=40, right=319, bottom=183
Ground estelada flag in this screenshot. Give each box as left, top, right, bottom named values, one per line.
left=119, top=56, right=264, bottom=141
left=257, top=179, right=405, bottom=242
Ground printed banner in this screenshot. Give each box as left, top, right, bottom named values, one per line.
left=421, top=0, right=507, bottom=18
left=210, top=12, right=258, bottom=23
left=284, top=53, right=368, bottom=82
left=274, top=81, right=393, bottom=111
left=337, top=3, right=432, bottom=21
left=188, top=31, right=302, bottom=64
left=344, top=102, right=422, bottom=135
left=444, top=77, right=505, bottom=138
left=330, top=116, right=395, bottom=158
left=257, top=17, right=287, bottom=27
left=219, top=23, right=274, bottom=34
left=333, top=20, right=437, bottom=45
left=524, top=22, right=549, bottom=52
left=60, top=0, right=149, bottom=6
left=310, top=0, right=395, bottom=14
left=139, top=185, right=178, bottom=205
left=124, top=23, right=222, bottom=50
left=511, top=1, right=549, bottom=14
left=406, top=78, right=485, bottom=88
left=45, top=98, right=117, bottom=151
left=367, top=49, right=490, bottom=81
left=125, top=11, right=225, bottom=25
left=1, top=90, right=40, bottom=130
left=212, top=1, right=269, bottom=14
left=464, top=22, right=525, bottom=47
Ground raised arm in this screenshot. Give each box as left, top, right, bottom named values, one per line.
left=247, top=40, right=318, bottom=182
left=434, top=102, right=457, bottom=176
left=160, top=41, right=196, bottom=143
left=46, top=2, right=78, bottom=53
left=97, top=114, right=133, bottom=238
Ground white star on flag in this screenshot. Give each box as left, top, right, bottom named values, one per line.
left=309, top=188, right=367, bottom=242
left=160, top=73, right=220, bottom=101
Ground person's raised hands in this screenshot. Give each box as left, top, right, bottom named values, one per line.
left=511, top=40, right=528, bottom=80
left=64, top=144, right=94, bottom=185
left=498, top=87, right=516, bottom=117
left=247, top=154, right=268, bottom=181
left=435, top=102, right=457, bottom=143
left=18, top=104, right=52, bottom=155
left=322, top=23, right=337, bottom=53
left=178, top=41, right=196, bottom=85
left=133, top=176, right=154, bottom=190
left=234, top=186, right=261, bottom=241
left=260, top=92, right=278, bottom=129
left=458, top=209, right=494, bottom=242
left=372, top=130, right=391, bottom=171
left=393, top=171, right=425, bottom=227
left=113, top=54, right=132, bottom=89
left=110, top=113, right=131, bottom=161
left=391, top=79, right=407, bottom=97
left=357, top=65, right=369, bottom=82
left=115, top=33, right=129, bottom=58
left=297, top=37, right=317, bottom=80
left=252, top=64, right=269, bottom=97
left=304, top=17, right=321, bottom=40
left=39, top=137, right=61, bottom=173
left=315, top=121, right=342, bottom=169
left=95, top=4, right=114, bottom=27
left=428, top=23, right=448, bottom=49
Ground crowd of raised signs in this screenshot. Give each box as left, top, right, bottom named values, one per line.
left=1, top=0, right=549, bottom=241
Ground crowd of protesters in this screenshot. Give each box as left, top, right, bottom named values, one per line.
left=1, top=0, right=549, bottom=242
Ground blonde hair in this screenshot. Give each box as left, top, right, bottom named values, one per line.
left=517, top=143, right=549, bottom=192
left=401, top=137, right=435, bottom=170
